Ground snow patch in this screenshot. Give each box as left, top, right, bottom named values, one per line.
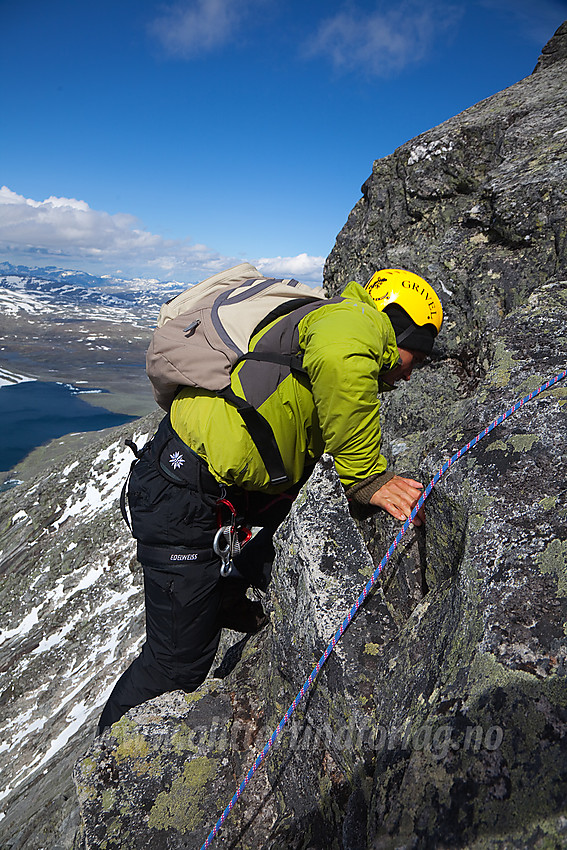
left=0, top=365, right=36, bottom=388
left=0, top=606, right=40, bottom=646
left=11, top=510, right=29, bottom=525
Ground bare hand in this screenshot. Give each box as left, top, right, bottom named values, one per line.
left=369, top=476, right=425, bottom=526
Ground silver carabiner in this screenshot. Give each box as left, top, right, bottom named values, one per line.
left=213, top=527, right=233, bottom=577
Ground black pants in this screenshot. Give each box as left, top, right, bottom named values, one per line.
left=98, top=417, right=292, bottom=733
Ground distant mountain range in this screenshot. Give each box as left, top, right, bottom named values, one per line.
left=0, top=261, right=131, bottom=289
left=0, top=261, right=187, bottom=316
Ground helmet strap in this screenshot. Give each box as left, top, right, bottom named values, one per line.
left=395, top=324, right=418, bottom=347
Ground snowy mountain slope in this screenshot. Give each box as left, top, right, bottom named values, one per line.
left=0, top=412, right=160, bottom=848
left=0, top=272, right=178, bottom=323
left=0, top=279, right=141, bottom=320
left=0, top=262, right=187, bottom=311
left=0, top=404, right=244, bottom=849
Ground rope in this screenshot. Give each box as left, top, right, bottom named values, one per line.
left=201, top=368, right=567, bottom=849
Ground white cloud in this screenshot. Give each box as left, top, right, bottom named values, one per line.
left=0, top=186, right=225, bottom=279
left=0, top=186, right=158, bottom=253
left=255, top=253, right=324, bottom=284
left=305, top=2, right=461, bottom=76
left=150, top=0, right=262, bottom=57
left=0, top=186, right=324, bottom=284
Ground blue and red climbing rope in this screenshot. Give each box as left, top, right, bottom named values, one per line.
left=201, top=368, right=567, bottom=849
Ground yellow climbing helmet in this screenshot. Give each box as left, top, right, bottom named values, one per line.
left=365, top=269, right=443, bottom=353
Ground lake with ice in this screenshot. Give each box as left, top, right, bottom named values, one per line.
left=1, top=378, right=136, bottom=476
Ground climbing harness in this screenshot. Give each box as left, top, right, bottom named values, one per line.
left=214, top=497, right=251, bottom=578
left=200, top=368, right=567, bottom=849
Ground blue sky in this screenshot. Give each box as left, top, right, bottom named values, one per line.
left=1, top=0, right=565, bottom=284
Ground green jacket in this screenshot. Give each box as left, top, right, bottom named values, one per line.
left=170, top=281, right=399, bottom=494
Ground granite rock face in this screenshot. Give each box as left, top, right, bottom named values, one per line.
left=533, top=20, right=567, bottom=72
left=73, top=454, right=429, bottom=849
left=324, top=20, right=567, bottom=425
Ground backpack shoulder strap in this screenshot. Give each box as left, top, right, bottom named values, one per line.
left=217, top=386, right=289, bottom=485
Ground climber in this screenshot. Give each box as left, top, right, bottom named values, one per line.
left=97, top=268, right=443, bottom=734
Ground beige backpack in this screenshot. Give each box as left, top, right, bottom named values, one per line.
left=146, top=262, right=327, bottom=484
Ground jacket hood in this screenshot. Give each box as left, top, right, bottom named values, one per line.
left=340, top=280, right=380, bottom=309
